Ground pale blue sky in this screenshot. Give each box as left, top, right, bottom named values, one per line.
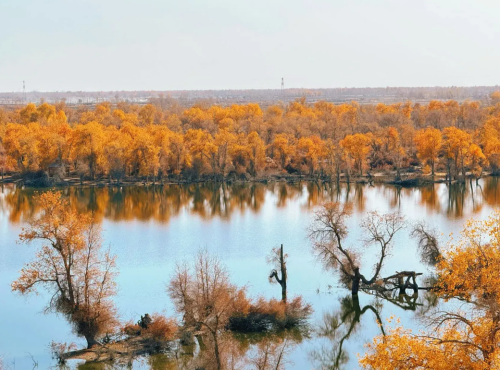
left=1, top=0, right=499, bottom=92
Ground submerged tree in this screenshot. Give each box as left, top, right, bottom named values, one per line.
left=308, top=202, right=406, bottom=296
left=11, top=191, right=118, bottom=348
left=360, top=210, right=500, bottom=369
left=268, top=244, right=287, bottom=303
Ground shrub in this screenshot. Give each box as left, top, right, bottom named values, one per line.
left=145, top=314, right=177, bottom=341
left=228, top=296, right=312, bottom=332
left=122, top=321, right=142, bottom=337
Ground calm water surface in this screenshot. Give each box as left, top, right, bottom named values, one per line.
left=1, top=179, right=500, bottom=369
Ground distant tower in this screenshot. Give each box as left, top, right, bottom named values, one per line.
left=23, top=81, right=26, bottom=102
left=281, top=77, right=284, bottom=93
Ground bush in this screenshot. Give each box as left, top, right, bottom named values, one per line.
left=228, top=296, right=312, bottom=332
left=122, top=321, right=142, bottom=337
left=145, top=314, right=177, bottom=341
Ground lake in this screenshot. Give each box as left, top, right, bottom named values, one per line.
left=1, top=179, right=499, bottom=369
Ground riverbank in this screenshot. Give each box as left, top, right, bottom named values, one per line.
left=0, top=170, right=485, bottom=188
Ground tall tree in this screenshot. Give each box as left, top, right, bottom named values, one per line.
left=11, top=192, right=118, bottom=348
left=442, top=126, right=472, bottom=180
left=415, top=127, right=442, bottom=175
left=340, top=133, right=372, bottom=176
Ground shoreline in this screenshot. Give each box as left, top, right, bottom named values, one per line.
left=0, top=171, right=492, bottom=189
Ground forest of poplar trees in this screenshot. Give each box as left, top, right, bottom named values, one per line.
left=2, top=92, right=500, bottom=184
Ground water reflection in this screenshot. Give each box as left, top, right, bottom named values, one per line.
left=310, top=294, right=385, bottom=370
left=309, top=288, right=438, bottom=370
left=3, top=177, right=500, bottom=224
left=73, top=329, right=306, bottom=370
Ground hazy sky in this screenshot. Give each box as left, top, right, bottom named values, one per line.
left=1, top=0, right=500, bottom=92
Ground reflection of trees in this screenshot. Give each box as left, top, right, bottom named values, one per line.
left=271, top=182, right=303, bottom=208
left=419, top=185, right=440, bottom=212
left=483, top=176, right=500, bottom=206
left=311, top=288, right=438, bottom=370
left=447, top=182, right=466, bottom=218
left=1, top=182, right=328, bottom=224
left=3, top=177, right=500, bottom=224
left=74, top=329, right=305, bottom=370
left=310, top=295, right=384, bottom=369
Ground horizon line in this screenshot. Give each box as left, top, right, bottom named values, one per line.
left=2, top=84, right=500, bottom=94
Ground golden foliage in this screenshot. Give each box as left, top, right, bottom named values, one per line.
left=0, top=99, right=497, bottom=180
left=11, top=191, right=118, bottom=348
left=360, top=210, right=500, bottom=369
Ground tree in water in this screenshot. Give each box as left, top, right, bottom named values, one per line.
left=268, top=244, right=287, bottom=303
left=308, top=202, right=406, bottom=296
left=11, top=191, right=118, bottom=348
left=168, top=250, right=247, bottom=370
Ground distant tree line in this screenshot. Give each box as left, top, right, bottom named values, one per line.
left=2, top=85, right=500, bottom=105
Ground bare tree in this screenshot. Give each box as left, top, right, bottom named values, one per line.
left=168, top=250, right=245, bottom=370
left=268, top=244, right=287, bottom=303
left=308, top=202, right=406, bottom=296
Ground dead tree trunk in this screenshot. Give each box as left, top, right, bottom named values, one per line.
left=269, top=244, right=287, bottom=303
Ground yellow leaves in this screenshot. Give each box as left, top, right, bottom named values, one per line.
left=13, top=191, right=119, bottom=344
left=491, top=91, right=500, bottom=104
left=375, top=103, right=399, bottom=115
left=360, top=323, right=494, bottom=370
left=2, top=101, right=496, bottom=180
left=361, top=210, right=500, bottom=370
left=18, top=103, right=39, bottom=124
left=340, top=133, right=372, bottom=174
left=340, top=133, right=371, bottom=159
left=294, top=135, right=327, bottom=174
left=138, top=104, right=157, bottom=125
left=271, top=134, right=292, bottom=170
left=443, top=126, right=472, bottom=159
left=4, top=122, right=41, bottom=171
left=436, top=210, right=500, bottom=304
left=415, top=127, right=442, bottom=172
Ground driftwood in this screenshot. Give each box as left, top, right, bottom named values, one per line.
left=361, top=271, right=433, bottom=296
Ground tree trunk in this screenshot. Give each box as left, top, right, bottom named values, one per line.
left=270, top=244, right=287, bottom=303
left=398, top=276, right=405, bottom=295
left=352, top=270, right=361, bottom=297
left=280, top=244, right=287, bottom=303
left=85, top=334, right=99, bottom=349
left=212, top=331, right=222, bottom=370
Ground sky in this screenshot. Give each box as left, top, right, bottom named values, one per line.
left=1, top=0, right=500, bottom=92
